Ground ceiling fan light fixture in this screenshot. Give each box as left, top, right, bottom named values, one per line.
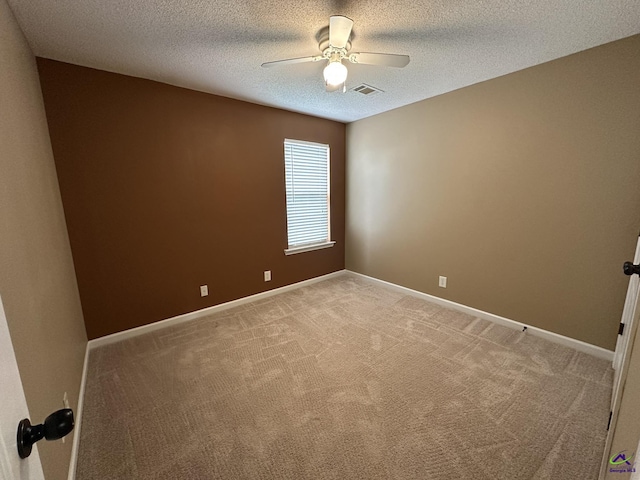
left=323, top=60, right=348, bottom=87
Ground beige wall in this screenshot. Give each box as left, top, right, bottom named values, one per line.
left=0, top=1, right=88, bottom=479
left=346, top=35, right=640, bottom=350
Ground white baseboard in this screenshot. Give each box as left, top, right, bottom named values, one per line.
left=348, top=270, right=614, bottom=361
left=89, top=270, right=346, bottom=349
left=88, top=267, right=614, bottom=361
left=67, top=342, right=89, bottom=480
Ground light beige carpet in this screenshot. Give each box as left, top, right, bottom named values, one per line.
left=77, top=274, right=612, bottom=479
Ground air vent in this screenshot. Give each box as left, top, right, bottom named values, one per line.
left=350, top=84, right=384, bottom=96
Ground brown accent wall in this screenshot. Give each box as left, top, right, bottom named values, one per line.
left=37, top=59, right=346, bottom=340
left=0, top=1, right=88, bottom=478
left=346, top=35, right=640, bottom=351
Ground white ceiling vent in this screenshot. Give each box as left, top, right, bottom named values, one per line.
left=350, top=84, right=384, bottom=96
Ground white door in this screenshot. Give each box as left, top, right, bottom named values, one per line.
left=0, top=295, right=44, bottom=480
left=600, top=234, right=640, bottom=478
left=612, top=234, right=640, bottom=408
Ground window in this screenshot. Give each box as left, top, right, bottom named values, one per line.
left=283, top=139, right=335, bottom=255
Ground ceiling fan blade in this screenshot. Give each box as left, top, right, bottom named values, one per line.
left=329, top=15, right=353, bottom=49
left=261, top=56, right=322, bottom=68
left=348, top=52, right=410, bottom=68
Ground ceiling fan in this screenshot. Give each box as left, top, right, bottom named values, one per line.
left=261, top=16, right=410, bottom=92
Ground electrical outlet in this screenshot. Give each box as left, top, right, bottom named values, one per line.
left=264, top=270, right=271, bottom=282
left=439, top=276, right=447, bottom=288
left=200, top=285, right=208, bottom=297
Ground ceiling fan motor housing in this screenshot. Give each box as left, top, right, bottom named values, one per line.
left=318, top=27, right=352, bottom=56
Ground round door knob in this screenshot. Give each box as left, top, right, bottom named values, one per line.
left=17, top=408, right=74, bottom=459
left=623, top=261, right=640, bottom=276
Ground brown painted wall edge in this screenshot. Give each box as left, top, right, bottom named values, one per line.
left=37, top=58, right=346, bottom=340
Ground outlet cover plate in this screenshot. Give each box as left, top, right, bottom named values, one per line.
left=200, top=285, right=208, bottom=297
left=439, top=276, right=447, bottom=288
left=62, top=392, right=69, bottom=443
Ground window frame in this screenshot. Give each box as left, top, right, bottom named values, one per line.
left=283, top=138, right=335, bottom=256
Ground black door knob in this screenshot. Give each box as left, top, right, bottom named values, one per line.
left=17, top=408, right=74, bottom=459
left=623, top=261, right=640, bottom=276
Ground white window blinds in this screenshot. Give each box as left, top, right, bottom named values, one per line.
left=284, top=139, right=330, bottom=249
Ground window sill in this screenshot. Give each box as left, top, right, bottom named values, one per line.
left=284, top=241, right=336, bottom=256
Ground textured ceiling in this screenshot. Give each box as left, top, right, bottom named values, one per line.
left=8, top=0, right=640, bottom=123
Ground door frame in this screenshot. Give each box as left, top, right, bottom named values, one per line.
left=612, top=233, right=640, bottom=393
left=0, top=294, right=44, bottom=480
